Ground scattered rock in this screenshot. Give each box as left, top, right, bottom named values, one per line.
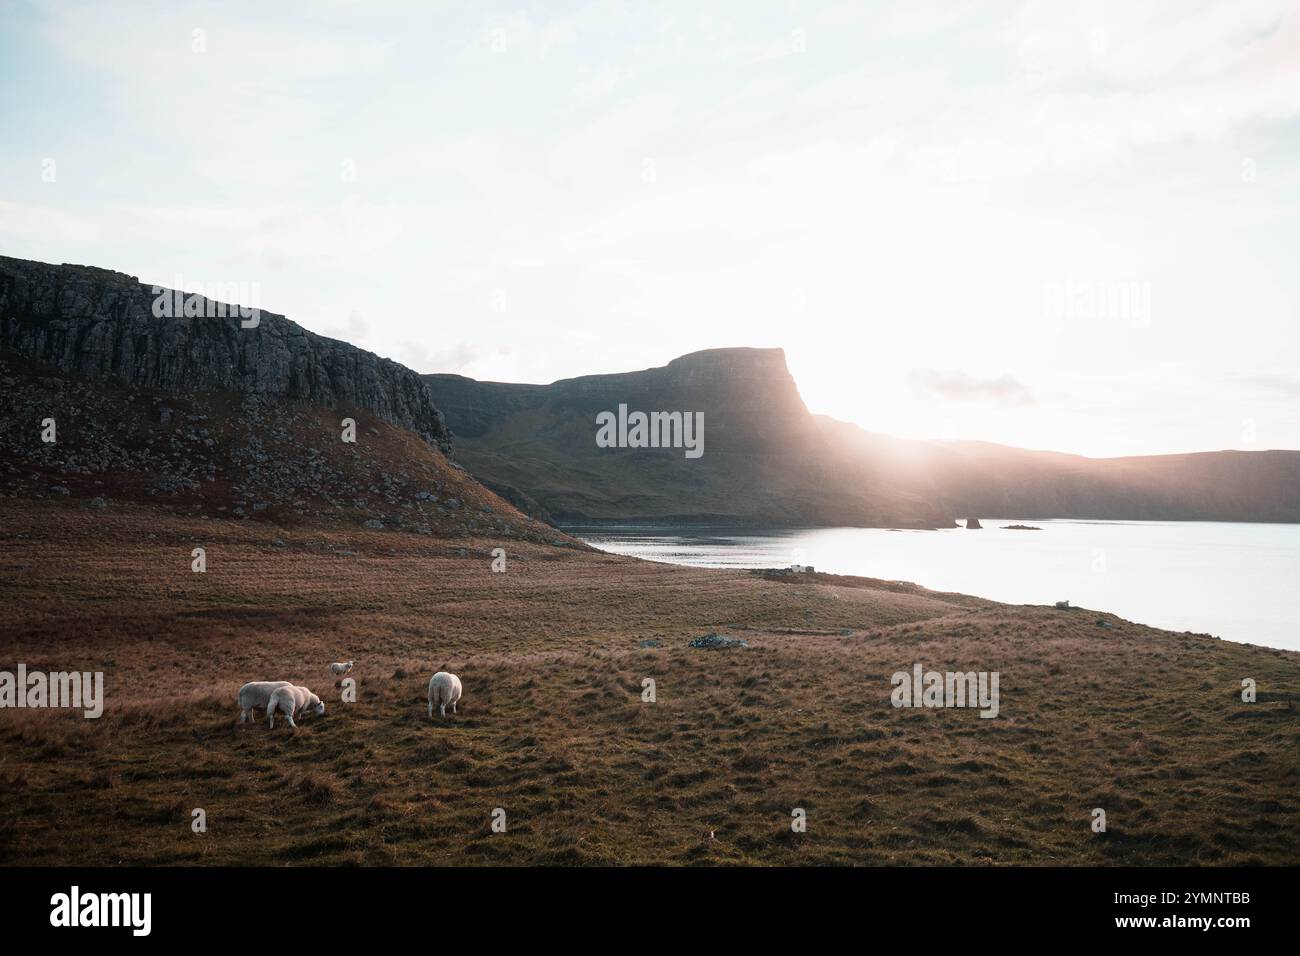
left=364, top=519, right=384, bottom=529
left=965, top=517, right=982, bottom=529
left=1002, top=524, right=1042, bottom=531
left=1055, top=600, right=1071, bottom=609
left=689, top=633, right=750, bottom=649
left=638, top=639, right=663, bottom=648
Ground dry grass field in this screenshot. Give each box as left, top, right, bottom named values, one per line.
left=0, top=499, right=1297, bottom=866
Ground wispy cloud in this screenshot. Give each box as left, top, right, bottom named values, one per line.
left=909, top=370, right=1035, bottom=407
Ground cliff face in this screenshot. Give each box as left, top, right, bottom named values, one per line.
left=0, top=256, right=452, bottom=455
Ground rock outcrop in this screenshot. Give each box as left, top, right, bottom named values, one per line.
left=0, top=256, right=452, bottom=455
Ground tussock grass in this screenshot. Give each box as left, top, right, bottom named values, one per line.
left=0, top=499, right=1297, bottom=866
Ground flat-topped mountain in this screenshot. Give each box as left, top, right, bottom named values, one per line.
left=426, top=349, right=1300, bottom=527
left=426, top=348, right=948, bottom=527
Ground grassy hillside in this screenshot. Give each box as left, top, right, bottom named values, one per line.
left=818, top=418, right=1300, bottom=523
left=0, top=354, right=561, bottom=544
left=1, top=499, right=1296, bottom=865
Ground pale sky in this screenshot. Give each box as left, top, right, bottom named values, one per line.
left=2, top=0, right=1298, bottom=457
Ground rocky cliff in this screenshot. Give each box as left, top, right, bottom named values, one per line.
left=0, top=256, right=452, bottom=455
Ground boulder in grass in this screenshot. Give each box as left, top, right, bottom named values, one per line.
left=689, top=633, right=750, bottom=649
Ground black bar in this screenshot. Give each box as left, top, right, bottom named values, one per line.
left=0, top=866, right=1286, bottom=941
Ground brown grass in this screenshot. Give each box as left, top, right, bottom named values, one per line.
left=0, top=499, right=1297, bottom=866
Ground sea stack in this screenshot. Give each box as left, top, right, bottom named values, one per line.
left=965, top=518, right=983, bottom=529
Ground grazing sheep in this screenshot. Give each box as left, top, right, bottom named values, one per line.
left=267, top=685, right=325, bottom=729
left=427, top=672, right=462, bottom=719
left=237, top=680, right=292, bottom=724
left=330, top=661, right=354, bottom=676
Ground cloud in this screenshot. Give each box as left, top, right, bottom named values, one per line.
left=0, top=200, right=103, bottom=243
left=117, top=198, right=408, bottom=274
left=909, top=369, right=1035, bottom=406
left=394, top=341, right=485, bottom=376
left=1230, top=372, right=1300, bottom=399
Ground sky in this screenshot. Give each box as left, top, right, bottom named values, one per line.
left=1, top=0, right=1298, bottom=457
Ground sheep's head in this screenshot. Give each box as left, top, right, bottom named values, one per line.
left=312, top=699, right=326, bottom=717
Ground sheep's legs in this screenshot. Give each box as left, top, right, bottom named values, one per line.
left=452, top=701, right=457, bottom=714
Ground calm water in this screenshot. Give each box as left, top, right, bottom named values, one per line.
left=573, top=520, right=1300, bottom=650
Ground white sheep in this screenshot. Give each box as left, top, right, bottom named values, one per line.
left=427, top=672, right=462, bottom=719
left=237, top=680, right=292, bottom=724
left=330, top=661, right=354, bottom=676
left=267, top=684, right=325, bottom=729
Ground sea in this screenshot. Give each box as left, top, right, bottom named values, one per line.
left=572, top=520, right=1300, bottom=651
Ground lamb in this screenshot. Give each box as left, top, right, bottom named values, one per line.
left=427, top=671, right=462, bottom=719
left=267, top=684, right=325, bottom=729
left=237, top=680, right=292, bottom=724
left=330, top=661, right=354, bottom=676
